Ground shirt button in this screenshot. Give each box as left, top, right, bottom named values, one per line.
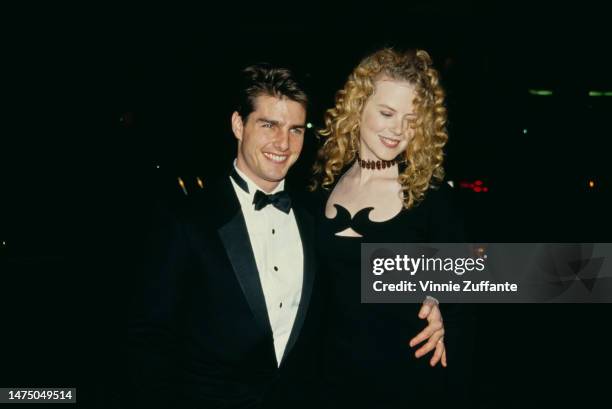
left=272, top=229, right=275, bottom=234
left=274, top=266, right=278, bottom=271
left=279, top=302, right=283, bottom=308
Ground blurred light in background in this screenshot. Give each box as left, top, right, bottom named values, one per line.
left=529, top=89, right=553, bottom=96
left=588, top=91, right=612, bottom=97
left=460, top=179, right=489, bottom=193
left=178, top=177, right=188, bottom=195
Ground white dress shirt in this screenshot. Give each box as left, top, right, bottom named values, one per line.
left=230, top=163, right=304, bottom=366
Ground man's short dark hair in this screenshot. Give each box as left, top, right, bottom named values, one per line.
left=236, top=64, right=308, bottom=121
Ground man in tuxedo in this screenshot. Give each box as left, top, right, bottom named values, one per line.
left=126, top=64, right=447, bottom=409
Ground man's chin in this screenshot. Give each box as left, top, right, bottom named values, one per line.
left=263, top=174, right=287, bottom=183
left=262, top=166, right=291, bottom=180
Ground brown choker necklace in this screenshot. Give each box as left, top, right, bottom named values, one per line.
left=356, top=154, right=398, bottom=170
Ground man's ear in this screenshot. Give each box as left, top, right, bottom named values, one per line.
left=231, top=111, right=244, bottom=141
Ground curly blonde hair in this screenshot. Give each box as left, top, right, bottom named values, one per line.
left=311, top=48, right=448, bottom=209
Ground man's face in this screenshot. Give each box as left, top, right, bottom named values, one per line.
left=233, top=95, right=306, bottom=192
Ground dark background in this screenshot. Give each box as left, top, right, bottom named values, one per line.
left=2, top=1, right=611, bottom=407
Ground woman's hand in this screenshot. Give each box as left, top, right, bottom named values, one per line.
left=409, top=297, right=447, bottom=367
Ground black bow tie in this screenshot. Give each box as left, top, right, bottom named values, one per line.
left=253, top=190, right=292, bottom=214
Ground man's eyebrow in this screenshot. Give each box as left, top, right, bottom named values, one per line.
left=255, top=117, right=305, bottom=129
left=256, top=118, right=280, bottom=125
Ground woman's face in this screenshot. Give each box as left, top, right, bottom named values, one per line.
left=359, top=78, right=416, bottom=161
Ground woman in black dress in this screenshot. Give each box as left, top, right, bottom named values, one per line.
left=311, top=48, right=470, bottom=408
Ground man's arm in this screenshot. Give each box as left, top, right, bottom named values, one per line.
left=125, top=203, right=191, bottom=409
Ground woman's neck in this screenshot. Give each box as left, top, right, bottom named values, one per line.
left=349, top=158, right=399, bottom=186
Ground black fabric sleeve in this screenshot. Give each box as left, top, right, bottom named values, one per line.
left=124, top=202, right=192, bottom=409
left=427, top=182, right=477, bottom=405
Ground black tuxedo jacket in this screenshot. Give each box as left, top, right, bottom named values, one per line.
left=126, top=175, right=320, bottom=409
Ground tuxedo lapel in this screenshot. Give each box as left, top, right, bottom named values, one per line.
left=212, top=178, right=272, bottom=336
left=218, top=212, right=273, bottom=336
left=281, top=203, right=316, bottom=363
